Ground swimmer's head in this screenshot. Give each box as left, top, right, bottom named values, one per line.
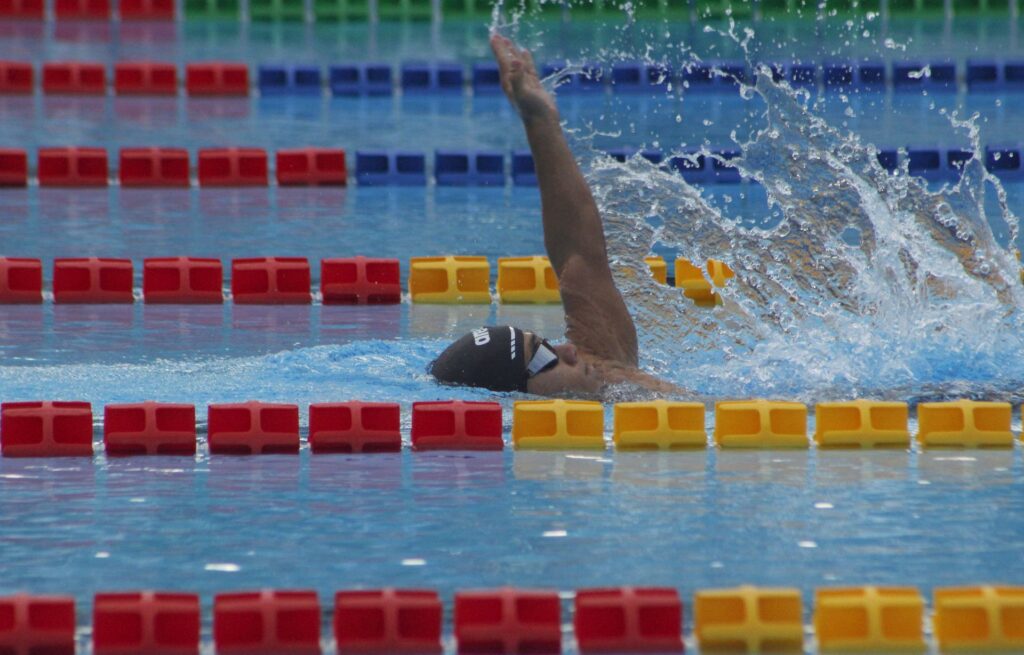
left=429, top=326, right=530, bottom=392
left=428, top=325, right=603, bottom=396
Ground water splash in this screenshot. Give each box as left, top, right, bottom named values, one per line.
left=545, top=11, right=1024, bottom=402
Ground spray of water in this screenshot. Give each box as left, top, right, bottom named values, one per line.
left=492, top=2, right=1024, bottom=403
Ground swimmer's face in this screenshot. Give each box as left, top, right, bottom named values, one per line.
left=523, top=331, right=603, bottom=396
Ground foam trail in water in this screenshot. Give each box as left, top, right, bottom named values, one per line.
left=0, top=340, right=522, bottom=423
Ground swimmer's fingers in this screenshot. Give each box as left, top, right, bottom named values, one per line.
left=490, top=33, right=522, bottom=99
left=519, top=46, right=540, bottom=81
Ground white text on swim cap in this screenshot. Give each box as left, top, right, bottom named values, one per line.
left=472, top=328, right=490, bottom=346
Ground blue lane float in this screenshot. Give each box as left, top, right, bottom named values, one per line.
left=928, top=61, right=957, bottom=91
left=823, top=61, right=854, bottom=88
left=668, top=153, right=709, bottom=185
left=713, top=150, right=742, bottom=184
left=966, top=59, right=1001, bottom=90
left=1005, top=61, right=1024, bottom=87
left=355, top=151, right=427, bottom=186
left=948, top=149, right=974, bottom=177
left=607, top=148, right=664, bottom=164
left=471, top=62, right=501, bottom=94
left=892, top=61, right=956, bottom=91
left=434, top=151, right=505, bottom=186
left=681, top=62, right=714, bottom=88
left=400, top=62, right=464, bottom=94
left=985, top=145, right=1023, bottom=179
left=681, top=61, right=750, bottom=90
left=906, top=148, right=946, bottom=181
left=258, top=64, right=322, bottom=96
left=512, top=151, right=537, bottom=186
left=329, top=63, right=392, bottom=96
left=787, top=63, right=817, bottom=87
left=877, top=149, right=900, bottom=173
left=609, top=62, right=654, bottom=92
left=718, top=61, right=750, bottom=87
left=857, top=62, right=887, bottom=88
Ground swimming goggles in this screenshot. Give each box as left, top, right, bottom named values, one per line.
left=526, top=339, right=559, bottom=378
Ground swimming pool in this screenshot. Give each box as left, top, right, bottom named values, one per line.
left=2, top=4, right=1024, bottom=653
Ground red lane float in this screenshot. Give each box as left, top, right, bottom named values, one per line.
left=309, top=402, right=401, bottom=454
left=0, top=594, right=76, bottom=655
left=455, top=588, right=562, bottom=655
left=0, top=401, right=93, bottom=457
left=321, top=257, right=401, bottom=305
left=118, top=0, right=174, bottom=20
left=0, top=257, right=42, bottom=304
left=207, top=402, right=300, bottom=455
left=120, top=148, right=190, bottom=187
left=0, top=0, right=44, bottom=19
left=334, top=589, right=443, bottom=654
left=0, top=149, right=28, bottom=187
left=574, top=588, right=684, bottom=653
left=231, top=257, right=311, bottom=304
left=53, top=258, right=133, bottom=304
left=54, top=0, right=110, bottom=18
left=276, top=148, right=347, bottom=186
left=0, top=61, right=33, bottom=94
left=411, top=401, right=503, bottom=451
left=93, top=592, right=200, bottom=655
left=114, top=62, right=177, bottom=96
left=143, top=257, right=223, bottom=304
left=198, top=148, right=268, bottom=187
left=38, top=147, right=109, bottom=187
left=186, top=63, right=249, bottom=97
left=214, top=590, right=320, bottom=654
left=42, top=62, right=106, bottom=95
left=104, top=402, right=197, bottom=456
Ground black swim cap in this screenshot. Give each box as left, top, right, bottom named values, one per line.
left=429, top=325, right=528, bottom=392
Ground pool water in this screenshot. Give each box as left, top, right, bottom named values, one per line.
left=2, top=8, right=1024, bottom=652
left=1, top=449, right=1022, bottom=648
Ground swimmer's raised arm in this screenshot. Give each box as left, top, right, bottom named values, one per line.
left=490, top=33, right=639, bottom=367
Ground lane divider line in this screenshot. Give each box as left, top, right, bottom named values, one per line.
left=1, top=585, right=1022, bottom=653
left=0, top=399, right=1019, bottom=457
left=0, top=145, right=1020, bottom=189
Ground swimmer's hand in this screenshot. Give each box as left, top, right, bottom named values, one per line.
left=490, top=33, right=558, bottom=124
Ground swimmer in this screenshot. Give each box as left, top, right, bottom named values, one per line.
left=429, top=34, right=681, bottom=399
